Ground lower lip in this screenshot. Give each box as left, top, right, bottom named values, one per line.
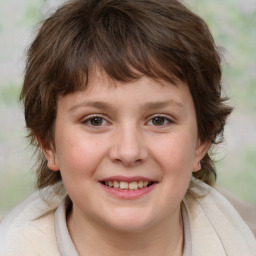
left=99, top=183, right=157, bottom=200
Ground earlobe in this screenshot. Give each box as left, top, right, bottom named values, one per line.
left=37, top=136, right=59, bottom=171
left=193, top=140, right=211, bottom=172
left=193, top=162, right=201, bottom=172
left=43, top=147, right=59, bottom=171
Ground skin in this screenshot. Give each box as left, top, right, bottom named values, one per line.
left=43, top=73, right=210, bottom=256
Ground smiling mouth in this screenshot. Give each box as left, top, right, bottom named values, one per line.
left=101, top=180, right=155, bottom=190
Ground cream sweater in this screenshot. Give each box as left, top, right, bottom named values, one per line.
left=0, top=179, right=255, bottom=256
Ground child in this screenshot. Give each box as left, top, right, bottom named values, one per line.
left=0, top=0, right=255, bottom=255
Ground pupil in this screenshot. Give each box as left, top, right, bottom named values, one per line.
left=153, top=117, right=164, bottom=125
left=91, top=117, right=102, bottom=126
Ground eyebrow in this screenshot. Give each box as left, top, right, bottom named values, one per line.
left=68, top=101, right=115, bottom=112
left=141, top=100, right=185, bottom=111
left=68, top=100, right=185, bottom=112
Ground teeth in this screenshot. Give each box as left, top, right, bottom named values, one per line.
left=120, top=181, right=129, bottom=189
left=138, top=181, right=144, bottom=188
left=107, top=181, right=113, bottom=187
left=104, top=180, right=153, bottom=190
left=129, top=181, right=138, bottom=190
left=113, top=181, right=119, bottom=188
left=143, top=181, right=149, bottom=187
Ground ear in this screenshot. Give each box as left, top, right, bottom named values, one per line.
left=37, top=136, right=59, bottom=172
left=193, top=139, right=211, bottom=172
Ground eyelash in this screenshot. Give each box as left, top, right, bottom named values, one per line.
left=81, top=115, right=109, bottom=127
left=146, top=115, right=173, bottom=127
left=81, top=115, right=173, bottom=127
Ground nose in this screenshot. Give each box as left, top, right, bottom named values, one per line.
left=109, top=125, right=148, bottom=167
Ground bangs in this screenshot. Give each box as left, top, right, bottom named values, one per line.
left=46, top=1, right=188, bottom=95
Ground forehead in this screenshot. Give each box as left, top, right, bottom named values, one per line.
left=57, top=73, right=194, bottom=114
left=81, top=67, right=187, bottom=94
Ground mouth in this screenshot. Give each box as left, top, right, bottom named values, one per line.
left=100, top=180, right=156, bottom=191
left=99, top=176, right=158, bottom=199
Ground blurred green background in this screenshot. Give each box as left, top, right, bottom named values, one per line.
left=0, top=0, right=255, bottom=216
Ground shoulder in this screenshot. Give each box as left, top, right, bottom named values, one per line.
left=184, top=178, right=256, bottom=256
left=0, top=187, right=66, bottom=256
left=215, top=185, right=256, bottom=237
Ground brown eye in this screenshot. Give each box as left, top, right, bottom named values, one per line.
left=82, top=115, right=109, bottom=128
left=152, top=117, right=165, bottom=126
left=89, top=117, right=103, bottom=126
left=147, top=116, right=173, bottom=127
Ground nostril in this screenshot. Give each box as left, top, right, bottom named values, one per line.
left=108, top=137, right=148, bottom=166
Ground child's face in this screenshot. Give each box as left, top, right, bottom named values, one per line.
left=44, top=73, right=209, bottom=232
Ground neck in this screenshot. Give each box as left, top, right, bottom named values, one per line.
left=67, top=207, right=184, bottom=256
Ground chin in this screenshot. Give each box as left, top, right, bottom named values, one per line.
left=102, top=207, right=155, bottom=233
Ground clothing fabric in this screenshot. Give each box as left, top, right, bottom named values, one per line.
left=0, top=178, right=255, bottom=256
left=181, top=203, right=192, bottom=256
left=215, top=186, right=256, bottom=237
left=54, top=197, right=191, bottom=256
left=54, top=198, right=80, bottom=256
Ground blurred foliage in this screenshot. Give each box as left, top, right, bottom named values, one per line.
left=0, top=83, right=21, bottom=105
left=186, top=0, right=256, bottom=110
left=22, top=0, right=43, bottom=26
left=216, top=146, right=256, bottom=203
left=186, top=0, right=256, bottom=204
left=0, top=171, right=35, bottom=214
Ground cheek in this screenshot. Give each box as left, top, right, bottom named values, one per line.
left=149, top=133, right=197, bottom=172
left=55, top=131, right=107, bottom=177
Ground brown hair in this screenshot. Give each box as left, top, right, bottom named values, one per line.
left=20, top=0, right=232, bottom=190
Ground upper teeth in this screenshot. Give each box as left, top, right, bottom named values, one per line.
left=104, top=180, right=151, bottom=190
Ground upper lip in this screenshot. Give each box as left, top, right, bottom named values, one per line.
left=99, top=176, right=156, bottom=183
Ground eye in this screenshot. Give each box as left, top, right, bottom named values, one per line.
left=82, top=116, right=108, bottom=127
left=147, top=116, right=173, bottom=126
